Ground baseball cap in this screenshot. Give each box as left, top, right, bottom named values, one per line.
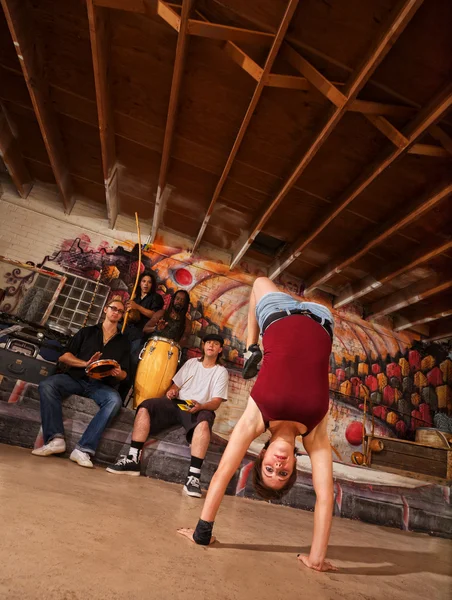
left=203, top=333, right=224, bottom=346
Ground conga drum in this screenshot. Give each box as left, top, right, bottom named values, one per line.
left=134, top=336, right=181, bottom=408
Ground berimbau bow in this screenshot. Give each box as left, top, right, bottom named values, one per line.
left=122, top=212, right=141, bottom=333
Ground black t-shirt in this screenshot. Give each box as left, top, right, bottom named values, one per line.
left=126, top=291, right=164, bottom=342
left=63, top=324, right=130, bottom=388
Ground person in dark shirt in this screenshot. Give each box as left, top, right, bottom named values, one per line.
left=32, top=298, right=130, bottom=468
left=119, top=271, right=164, bottom=401
left=124, top=271, right=164, bottom=348
left=143, top=289, right=191, bottom=345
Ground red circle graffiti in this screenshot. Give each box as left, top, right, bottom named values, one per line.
left=345, top=421, right=364, bottom=446
left=174, top=268, right=193, bottom=286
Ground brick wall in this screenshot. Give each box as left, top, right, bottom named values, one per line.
left=0, top=180, right=144, bottom=264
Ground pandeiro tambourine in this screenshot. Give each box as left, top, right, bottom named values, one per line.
left=85, top=359, right=119, bottom=379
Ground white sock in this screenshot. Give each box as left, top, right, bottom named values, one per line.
left=128, top=447, right=139, bottom=461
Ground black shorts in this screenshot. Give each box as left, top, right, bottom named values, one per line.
left=137, top=397, right=216, bottom=443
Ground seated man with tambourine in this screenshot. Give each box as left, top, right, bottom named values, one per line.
left=32, top=297, right=130, bottom=468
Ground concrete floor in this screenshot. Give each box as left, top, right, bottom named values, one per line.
left=0, top=445, right=451, bottom=600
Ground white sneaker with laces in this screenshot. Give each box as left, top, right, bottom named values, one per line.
left=70, top=448, right=94, bottom=468
left=31, top=438, right=66, bottom=457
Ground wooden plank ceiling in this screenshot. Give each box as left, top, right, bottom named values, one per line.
left=0, top=0, right=451, bottom=340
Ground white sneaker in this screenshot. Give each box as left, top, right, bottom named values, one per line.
left=31, top=438, right=66, bottom=457
left=69, top=448, right=94, bottom=468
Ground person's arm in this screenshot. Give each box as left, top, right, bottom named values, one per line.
left=166, top=382, right=181, bottom=400
left=59, top=351, right=101, bottom=369
left=127, top=300, right=157, bottom=320
left=200, top=397, right=264, bottom=522
left=179, top=316, right=192, bottom=347
left=299, top=415, right=336, bottom=572
left=109, top=365, right=128, bottom=381
left=143, top=309, right=165, bottom=334
left=188, top=397, right=222, bottom=413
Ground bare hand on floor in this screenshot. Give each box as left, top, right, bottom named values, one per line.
left=177, top=528, right=216, bottom=544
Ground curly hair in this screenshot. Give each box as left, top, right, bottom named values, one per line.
left=252, top=442, right=298, bottom=501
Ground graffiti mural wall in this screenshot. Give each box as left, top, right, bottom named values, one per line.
left=1, top=233, right=451, bottom=464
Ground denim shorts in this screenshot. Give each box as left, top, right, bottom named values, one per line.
left=255, top=292, right=334, bottom=333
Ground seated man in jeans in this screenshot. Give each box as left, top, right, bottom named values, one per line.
left=107, top=334, right=229, bottom=497
left=32, top=298, right=130, bottom=468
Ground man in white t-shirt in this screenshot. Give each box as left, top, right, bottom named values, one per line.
left=106, top=334, right=229, bottom=497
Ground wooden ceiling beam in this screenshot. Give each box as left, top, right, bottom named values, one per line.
left=423, top=317, right=452, bottom=342
left=87, top=0, right=118, bottom=229
left=365, top=115, right=451, bottom=157
left=280, top=43, right=347, bottom=107
left=223, top=42, right=262, bottom=81
left=0, top=102, right=32, bottom=198
left=157, top=1, right=181, bottom=31
left=150, top=0, right=193, bottom=244
left=266, top=73, right=310, bottom=91
left=364, top=114, right=408, bottom=148
left=93, top=0, right=146, bottom=11
left=335, top=238, right=452, bottom=308
left=429, top=125, right=452, bottom=156
left=304, top=180, right=452, bottom=293
left=231, top=0, right=423, bottom=270
left=408, top=143, right=451, bottom=158
left=394, top=296, right=452, bottom=332
left=367, top=273, right=452, bottom=319
left=1, top=0, right=75, bottom=212
left=191, top=0, right=300, bottom=253
left=187, top=19, right=274, bottom=45
left=270, top=82, right=452, bottom=281
left=348, top=100, right=417, bottom=118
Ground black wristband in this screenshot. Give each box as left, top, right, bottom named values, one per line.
left=193, top=519, right=214, bottom=545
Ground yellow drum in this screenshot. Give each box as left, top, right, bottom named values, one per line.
left=134, top=336, right=181, bottom=408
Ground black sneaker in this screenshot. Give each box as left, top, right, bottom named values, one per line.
left=106, top=455, right=140, bottom=476
left=242, top=344, right=262, bottom=379
left=183, top=475, right=202, bottom=498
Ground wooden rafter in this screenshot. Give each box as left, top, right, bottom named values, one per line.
left=87, top=0, right=118, bottom=229
left=191, top=0, right=300, bottom=253
left=365, top=114, right=451, bottom=157
left=0, top=102, right=32, bottom=198
left=150, top=0, right=193, bottom=244
left=430, top=125, right=452, bottom=156
left=334, top=238, right=452, bottom=309
left=394, top=296, right=452, bottom=332
left=269, top=82, right=452, bottom=280
left=408, top=143, right=451, bottom=158
left=231, top=0, right=423, bottom=270
left=93, top=0, right=146, bottom=12
left=423, top=317, right=452, bottom=342
left=304, top=180, right=452, bottom=293
left=367, top=273, right=452, bottom=319
left=348, top=100, right=417, bottom=118
left=364, top=115, right=408, bottom=148
left=280, top=43, right=346, bottom=107
left=223, top=42, right=262, bottom=81
left=1, top=0, right=75, bottom=212
left=158, top=1, right=181, bottom=31
left=187, top=19, right=274, bottom=45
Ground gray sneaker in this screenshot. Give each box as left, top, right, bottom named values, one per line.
left=32, top=438, right=66, bottom=457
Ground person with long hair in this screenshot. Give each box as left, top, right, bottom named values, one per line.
left=178, top=277, right=337, bottom=572
left=143, top=289, right=191, bottom=345
left=124, top=271, right=164, bottom=345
